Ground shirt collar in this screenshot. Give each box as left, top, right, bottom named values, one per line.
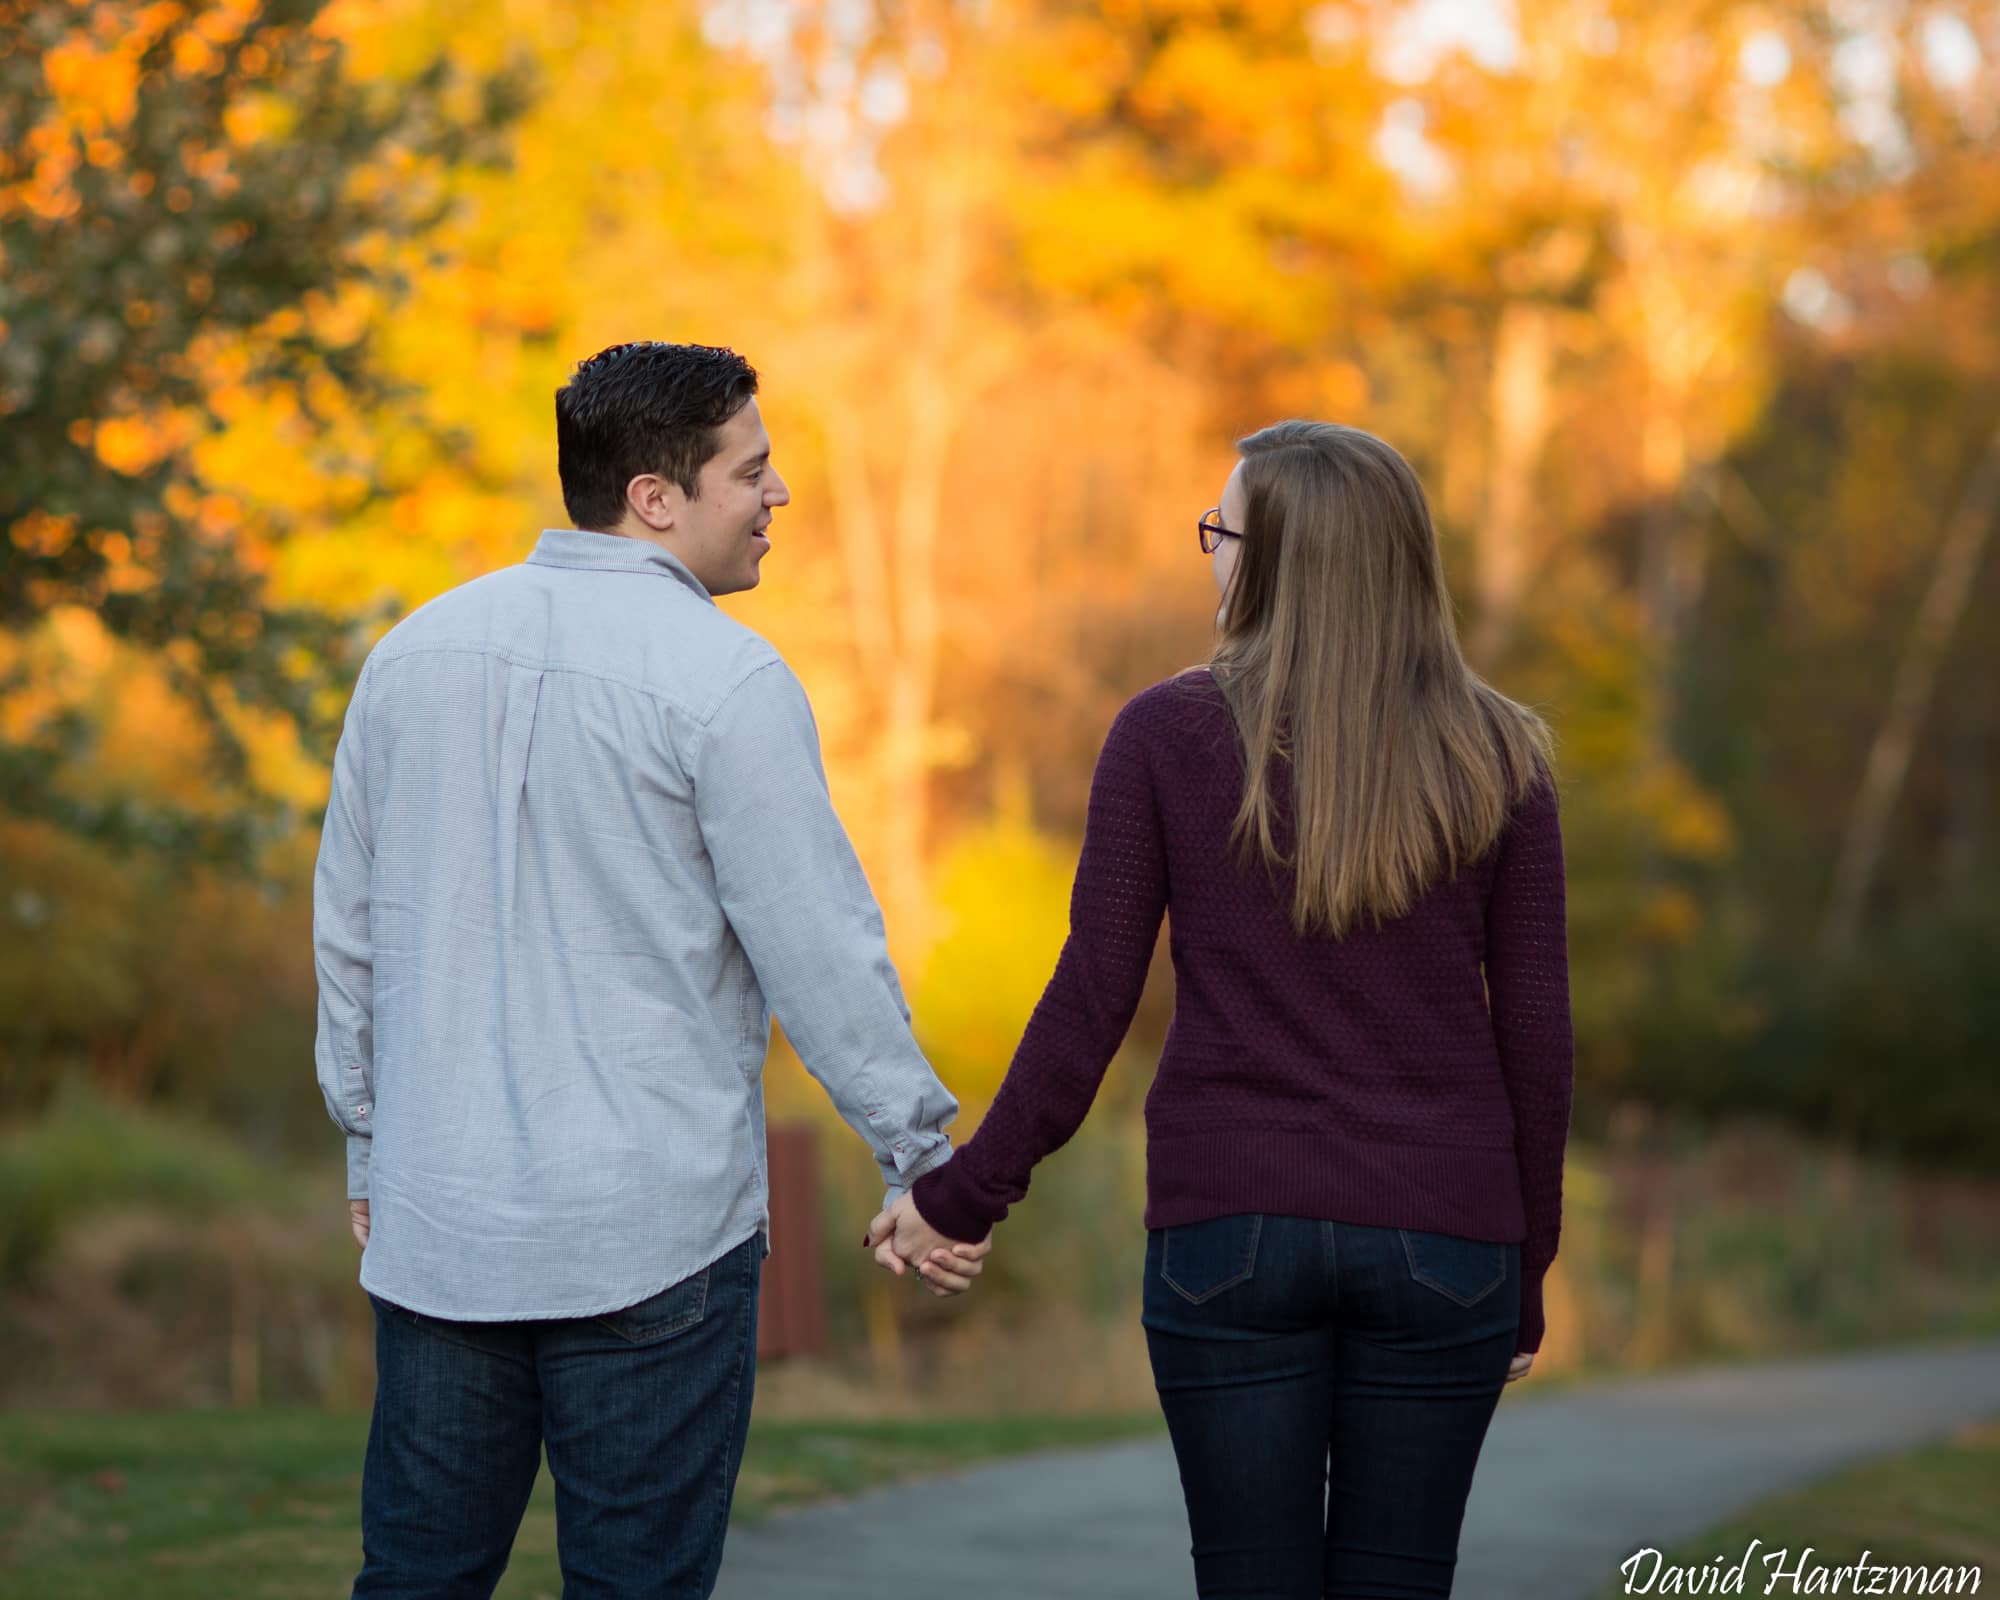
left=526, top=528, right=714, bottom=605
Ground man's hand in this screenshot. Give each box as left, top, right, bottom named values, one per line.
left=349, top=1199, right=370, bottom=1250
left=865, top=1193, right=991, bottom=1297
left=1505, top=1352, right=1534, bottom=1383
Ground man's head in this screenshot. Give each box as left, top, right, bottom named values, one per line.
left=555, top=342, right=790, bottom=595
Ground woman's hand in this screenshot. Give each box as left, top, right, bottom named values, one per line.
left=865, top=1193, right=992, bottom=1297
left=1505, top=1352, right=1534, bottom=1383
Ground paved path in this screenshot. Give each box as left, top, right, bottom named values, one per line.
left=714, top=1338, right=2000, bottom=1599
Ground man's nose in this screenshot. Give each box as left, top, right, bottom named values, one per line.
left=767, top=473, right=792, bottom=507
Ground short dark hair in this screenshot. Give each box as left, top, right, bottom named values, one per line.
left=555, top=342, right=760, bottom=529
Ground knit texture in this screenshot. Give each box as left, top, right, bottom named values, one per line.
left=913, top=669, right=1575, bottom=1354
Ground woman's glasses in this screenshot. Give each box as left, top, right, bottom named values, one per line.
left=1198, top=508, right=1240, bottom=554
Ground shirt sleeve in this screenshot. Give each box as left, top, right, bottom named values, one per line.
left=313, top=659, right=378, bottom=1201
left=1484, top=769, right=1576, bottom=1354
left=693, top=657, right=959, bottom=1194
left=911, top=699, right=1167, bottom=1243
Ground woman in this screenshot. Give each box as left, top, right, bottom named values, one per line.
left=889, top=420, right=1574, bottom=1598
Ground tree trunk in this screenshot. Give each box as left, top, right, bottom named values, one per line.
left=1440, top=334, right=1487, bottom=546
left=1820, top=421, right=2000, bottom=955
left=822, top=400, right=895, bottom=702
left=1469, top=302, right=1556, bottom=667
left=871, top=157, right=971, bottom=970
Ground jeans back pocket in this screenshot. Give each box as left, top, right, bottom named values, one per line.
left=593, top=1265, right=712, bottom=1344
left=1160, top=1214, right=1264, bottom=1305
left=1399, top=1228, right=1508, bottom=1307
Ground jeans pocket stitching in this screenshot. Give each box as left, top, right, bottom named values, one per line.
left=596, top=1267, right=711, bottom=1344
left=379, top=1301, right=525, bottom=1362
left=1161, top=1214, right=1263, bottom=1305
left=1400, top=1230, right=1506, bottom=1308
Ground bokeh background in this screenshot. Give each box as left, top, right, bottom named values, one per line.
left=3, top=0, right=1999, bottom=1427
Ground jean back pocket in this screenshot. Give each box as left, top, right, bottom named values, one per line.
left=1399, top=1229, right=1508, bottom=1307
left=1160, top=1213, right=1264, bottom=1304
left=593, top=1265, right=712, bottom=1344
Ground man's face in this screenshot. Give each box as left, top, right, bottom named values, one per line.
left=653, top=398, right=791, bottom=596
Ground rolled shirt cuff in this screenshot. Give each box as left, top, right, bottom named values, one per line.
left=346, top=1134, right=371, bottom=1201
left=879, top=1137, right=958, bottom=1218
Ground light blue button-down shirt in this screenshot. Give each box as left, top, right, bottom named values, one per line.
left=313, top=527, right=958, bottom=1320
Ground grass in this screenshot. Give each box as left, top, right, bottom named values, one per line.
left=0, top=1407, right=1161, bottom=1599
left=1594, top=1418, right=2000, bottom=1597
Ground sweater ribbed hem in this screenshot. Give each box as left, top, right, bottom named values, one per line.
left=1143, top=1127, right=1528, bottom=1241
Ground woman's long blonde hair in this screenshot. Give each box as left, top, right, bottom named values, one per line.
left=1210, top=420, right=1553, bottom=937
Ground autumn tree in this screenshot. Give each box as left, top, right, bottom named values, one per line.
left=0, top=0, right=523, bottom=864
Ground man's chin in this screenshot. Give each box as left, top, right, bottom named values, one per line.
left=706, top=563, right=763, bottom=598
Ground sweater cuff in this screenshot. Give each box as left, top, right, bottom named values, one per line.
left=911, top=1157, right=996, bottom=1246
left=1516, top=1263, right=1547, bottom=1354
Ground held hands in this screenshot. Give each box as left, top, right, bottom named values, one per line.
left=1505, top=1353, right=1534, bottom=1383
left=349, top=1199, right=370, bottom=1249
left=865, top=1192, right=992, bottom=1298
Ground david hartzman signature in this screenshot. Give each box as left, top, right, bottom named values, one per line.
left=1620, top=1542, right=1984, bottom=1594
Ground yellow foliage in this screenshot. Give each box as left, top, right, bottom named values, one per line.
left=170, top=30, right=221, bottom=78
left=9, top=509, right=77, bottom=557
left=16, top=147, right=83, bottom=221
left=93, top=414, right=181, bottom=476
left=41, top=36, right=139, bottom=132
left=212, top=691, right=329, bottom=810
left=133, top=3, right=187, bottom=41
left=194, top=0, right=257, bottom=49
left=1636, top=886, right=1702, bottom=945
left=1657, top=786, right=1733, bottom=862
left=912, top=813, right=1078, bottom=1108
left=90, top=667, right=215, bottom=809
left=195, top=493, right=240, bottom=539
left=0, top=608, right=328, bottom=819
left=222, top=93, right=295, bottom=147
left=3, top=612, right=184, bottom=800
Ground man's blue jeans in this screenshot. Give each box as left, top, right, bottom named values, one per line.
left=354, top=1233, right=762, bottom=1600
left=1143, top=1214, right=1520, bottom=1599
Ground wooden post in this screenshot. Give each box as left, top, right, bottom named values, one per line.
left=758, top=1123, right=827, bottom=1360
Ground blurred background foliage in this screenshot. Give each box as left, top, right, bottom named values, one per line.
left=2, top=0, right=1997, bottom=1406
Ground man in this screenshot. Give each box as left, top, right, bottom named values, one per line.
left=314, top=341, right=986, bottom=1600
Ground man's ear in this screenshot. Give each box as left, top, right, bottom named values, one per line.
left=625, top=473, right=678, bottom=533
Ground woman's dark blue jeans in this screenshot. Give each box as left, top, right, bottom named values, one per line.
left=353, top=1232, right=762, bottom=1600
left=1143, top=1213, right=1519, bottom=1600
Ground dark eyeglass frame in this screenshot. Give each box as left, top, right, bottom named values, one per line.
left=1198, top=508, right=1240, bottom=554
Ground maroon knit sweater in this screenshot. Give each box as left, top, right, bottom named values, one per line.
left=912, top=669, right=1575, bottom=1353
